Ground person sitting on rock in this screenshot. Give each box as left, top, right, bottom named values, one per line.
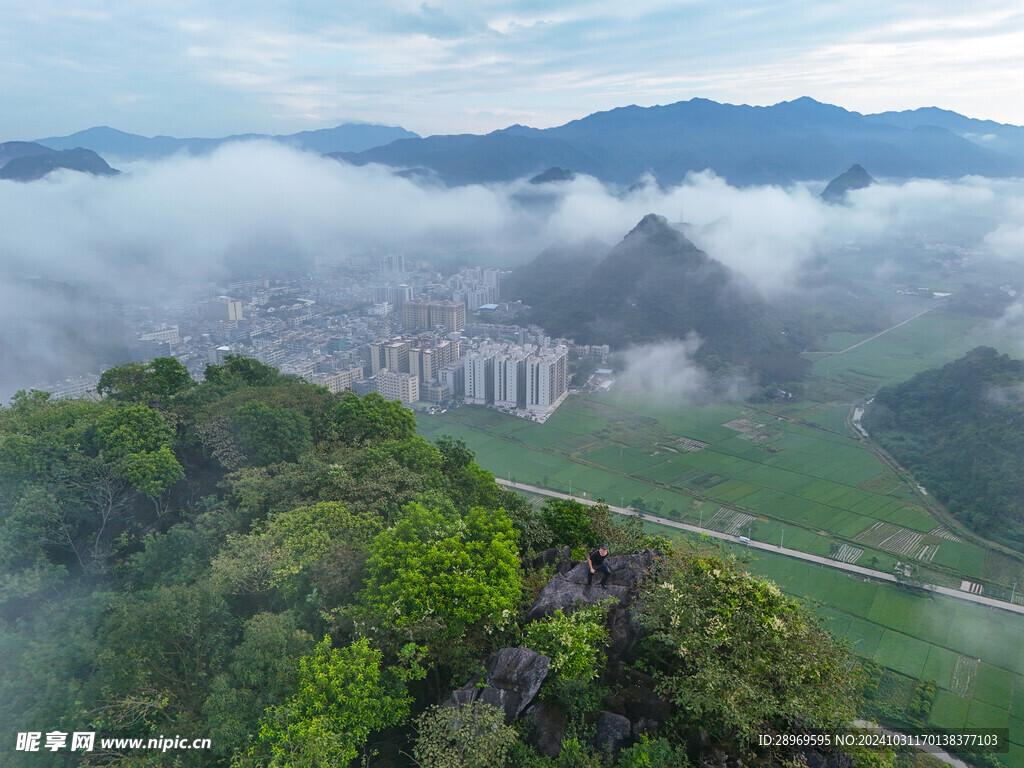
left=587, top=544, right=611, bottom=588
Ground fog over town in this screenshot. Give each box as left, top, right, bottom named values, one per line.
left=3, top=141, right=1024, bottom=401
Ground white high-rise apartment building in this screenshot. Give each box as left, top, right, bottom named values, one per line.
left=138, top=324, right=180, bottom=346
left=483, top=269, right=501, bottom=301
left=440, top=362, right=465, bottom=397
left=464, top=346, right=498, bottom=404
left=526, top=345, right=569, bottom=413
left=493, top=347, right=529, bottom=408
left=309, top=365, right=365, bottom=394
left=375, top=369, right=419, bottom=405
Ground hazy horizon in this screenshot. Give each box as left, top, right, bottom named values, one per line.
left=9, top=93, right=1024, bottom=146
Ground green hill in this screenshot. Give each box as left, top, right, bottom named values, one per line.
left=0, top=356, right=857, bottom=767
left=0, top=146, right=119, bottom=181
left=864, top=346, right=1024, bottom=548
left=506, top=214, right=807, bottom=385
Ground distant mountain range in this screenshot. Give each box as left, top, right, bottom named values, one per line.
left=333, top=97, right=1024, bottom=186
left=32, top=123, right=421, bottom=161
left=9, top=97, right=1024, bottom=185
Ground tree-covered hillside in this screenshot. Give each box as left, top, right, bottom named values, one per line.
left=864, top=346, right=1024, bottom=548
left=1, top=356, right=859, bottom=767
left=504, top=215, right=808, bottom=386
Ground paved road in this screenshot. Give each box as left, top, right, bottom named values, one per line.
left=497, top=479, right=1024, bottom=616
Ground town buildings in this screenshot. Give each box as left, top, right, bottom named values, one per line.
left=375, top=369, right=419, bottom=405
left=461, top=340, right=569, bottom=420
left=36, top=257, right=592, bottom=423
left=401, top=299, right=466, bottom=332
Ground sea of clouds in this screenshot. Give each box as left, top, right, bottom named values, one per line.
left=3, top=141, right=1024, bottom=399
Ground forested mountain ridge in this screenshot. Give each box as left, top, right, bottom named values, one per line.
left=864, top=346, right=1024, bottom=548
left=334, top=97, right=1022, bottom=186
left=0, top=143, right=119, bottom=181
left=505, top=214, right=808, bottom=385
left=0, top=356, right=857, bottom=767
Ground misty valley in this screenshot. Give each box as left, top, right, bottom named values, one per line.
left=5, top=100, right=1024, bottom=768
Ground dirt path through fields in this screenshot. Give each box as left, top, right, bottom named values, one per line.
left=830, top=306, right=937, bottom=355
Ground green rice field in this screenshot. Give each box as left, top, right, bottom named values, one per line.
left=418, top=386, right=1023, bottom=592
left=747, top=547, right=1024, bottom=765
left=416, top=303, right=1024, bottom=760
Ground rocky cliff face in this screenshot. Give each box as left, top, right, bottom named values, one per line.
left=442, top=550, right=663, bottom=759
left=445, top=647, right=551, bottom=723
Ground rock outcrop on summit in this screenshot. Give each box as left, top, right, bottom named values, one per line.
left=526, top=549, right=656, bottom=622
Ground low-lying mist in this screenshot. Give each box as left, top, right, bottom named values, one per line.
left=615, top=334, right=756, bottom=405
left=3, top=141, right=1024, bottom=400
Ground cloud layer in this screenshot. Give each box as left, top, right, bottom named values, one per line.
left=4, top=143, right=1024, bottom=398
left=615, top=335, right=754, bottom=405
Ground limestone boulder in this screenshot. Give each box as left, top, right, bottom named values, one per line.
left=526, top=550, right=656, bottom=622
left=444, top=646, right=550, bottom=723
left=525, top=701, right=568, bottom=758
left=592, top=711, right=633, bottom=753
left=531, top=545, right=575, bottom=575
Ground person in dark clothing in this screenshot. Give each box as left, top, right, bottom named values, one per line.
left=587, top=545, right=611, bottom=588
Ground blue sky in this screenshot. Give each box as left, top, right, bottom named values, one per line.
left=4, top=1, right=1024, bottom=140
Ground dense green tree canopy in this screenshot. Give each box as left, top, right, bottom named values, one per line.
left=541, top=498, right=601, bottom=550
left=413, top=700, right=519, bottom=768
left=865, top=346, right=1024, bottom=547
left=637, top=549, right=856, bottom=748
left=0, top=357, right=863, bottom=768
left=204, top=354, right=294, bottom=389
left=229, top=399, right=313, bottom=466
left=242, top=637, right=410, bottom=767
left=97, top=357, right=194, bottom=405
left=328, top=390, right=417, bottom=445
left=96, top=402, right=184, bottom=498
left=360, top=502, right=522, bottom=646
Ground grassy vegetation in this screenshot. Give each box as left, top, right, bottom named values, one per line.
left=805, top=309, right=1023, bottom=402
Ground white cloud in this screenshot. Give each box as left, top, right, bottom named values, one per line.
left=5, top=144, right=1024, bottom=396
left=616, top=335, right=753, bottom=404
left=7, top=1, right=1024, bottom=140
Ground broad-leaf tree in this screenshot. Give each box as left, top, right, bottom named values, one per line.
left=241, top=636, right=410, bottom=767
left=360, top=502, right=522, bottom=651
left=636, top=548, right=856, bottom=748
left=97, top=357, right=194, bottom=405
left=95, top=403, right=184, bottom=504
